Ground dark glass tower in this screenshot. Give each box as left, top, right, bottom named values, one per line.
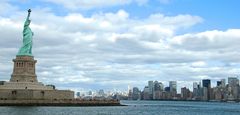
left=202, top=79, right=211, bottom=88
left=202, top=79, right=211, bottom=100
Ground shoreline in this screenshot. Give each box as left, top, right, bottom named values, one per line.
left=0, top=99, right=124, bottom=106
left=123, top=99, right=240, bottom=103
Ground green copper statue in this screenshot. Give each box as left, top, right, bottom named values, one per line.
left=17, top=9, right=34, bottom=56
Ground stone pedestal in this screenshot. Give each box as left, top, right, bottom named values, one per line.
left=0, top=56, right=75, bottom=100
left=10, top=56, right=37, bottom=82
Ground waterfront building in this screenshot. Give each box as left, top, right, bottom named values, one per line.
left=88, top=91, right=93, bottom=96
left=202, top=79, right=211, bottom=100
left=217, top=81, right=222, bottom=87
left=76, top=92, right=81, bottom=97
left=221, top=79, right=226, bottom=87
left=98, top=89, right=105, bottom=96
left=169, top=81, right=177, bottom=98
left=165, top=86, right=170, bottom=92
left=193, top=82, right=202, bottom=100
left=227, top=77, right=239, bottom=99
left=143, top=86, right=150, bottom=100
left=132, top=87, right=141, bottom=100
left=193, top=82, right=199, bottom=89
left=153, top=81, right=158, bottom=99
left=181, top=87, right=191, bottom=100
left=228, top=77, right=239, bottom=87
left=202, top=87, right=208, bottom=100
left=213, top=87, right=225, bottom=100
left=202, top=79, right=211, bottom=88
left=153, top=81, right=164, bottom=99
left=128, top=89, right=132, bottom=100
left=148, top=81, right=154, bottom=99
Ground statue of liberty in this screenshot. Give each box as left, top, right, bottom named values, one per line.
left=17, top=9, right=34, bottom=56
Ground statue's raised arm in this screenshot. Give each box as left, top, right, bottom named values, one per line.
left=27, top=9, right=31, bottom=20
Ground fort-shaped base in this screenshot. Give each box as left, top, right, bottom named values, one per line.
left=0, top=55, right=75, bottom=101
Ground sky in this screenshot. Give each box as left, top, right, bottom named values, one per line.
left=0, top=0, right=240, bottom=93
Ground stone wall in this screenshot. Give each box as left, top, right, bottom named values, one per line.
left=0, top=89, right=74, bottom=100
left=0, top=82, right=54, bottom=90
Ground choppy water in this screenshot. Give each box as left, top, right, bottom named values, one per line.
left=0, top=100, right=239, bottom=115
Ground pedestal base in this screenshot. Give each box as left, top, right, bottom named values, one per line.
left=10, top=56, right=37, bottom=82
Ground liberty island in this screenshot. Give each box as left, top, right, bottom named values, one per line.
left=0, top=9, right=120, bottom=106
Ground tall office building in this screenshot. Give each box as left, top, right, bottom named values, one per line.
left=169, top=81, right=177, bottom=97
left=159, top=82, right=164, bottom=91
left=143, top=86, right=150, bottom=100
left=132, top=87, right=140, bottom=100
left=217, top=81, right=222, bottom=87
left=193, top=82, right=201, bottom=99
left=217, top=79, right=226, bottom=87
left=202, top=79, right=211, bottom=88
left=228, top=77, right=239, bottom=87
left=148, top=81, right=154, bottom=99
left=181, top=87, right=191, bottom=100
left=98, top=89, right=104, bottom=96
left=128, top=85, right=132, bottom=93
left=76, top=92, right=81, bottom=97
left=202, top=79, right=211, bottom=100
left=228, top=77, right=239, bottom=99
left=221, top=79, right=226, bottom=87
left=153, top=81, right=164, bottom=99
left=154, top=81, right=160, bottom=91
left=88, top=91, right=92, bottom=96
left=165, top=87, right=170, bottom=92
left=193, top=82, right=198, bottom=89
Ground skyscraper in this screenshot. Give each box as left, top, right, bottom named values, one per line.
left=132, top=87, right=140, bottom=100
left=193, top=82, right=199, bottom=89
left=221, top=79, right=226, bottom=87
left=228, top=77, right=239, bottom=99
left=76, top=92, right=81, bottom=97
left=217, top=79, right=226, bottom=87
left=143, top=86, right=150, bottom=100
left=148, top=81, right=154, bottom=99
left=98, top=89, right=104, bottom=96
left=193, top=82, right=201, bottom=100
left=228, top=77, right=239, bottom=87
left=202, top=79, right=211, bottom=100
left=202, top=79, right=211, bottom=88
left=217, top=81, right=222, bottom=87
left=153, top=81, right=163, bottom=99
left=181, top=87, right=191, bottom=100
left=169, top=81, right=177, bottom=97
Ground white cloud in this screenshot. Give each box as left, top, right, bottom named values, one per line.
left=171, top=29, right=240, bottom=51
left=45, top=0, right=148, bottom=10
left=191, top=61, right=207, bottom=67
left=148, top=14, right=203, bottom=30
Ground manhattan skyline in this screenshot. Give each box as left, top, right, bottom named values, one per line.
left=0, top=0, right=240, bottom=92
